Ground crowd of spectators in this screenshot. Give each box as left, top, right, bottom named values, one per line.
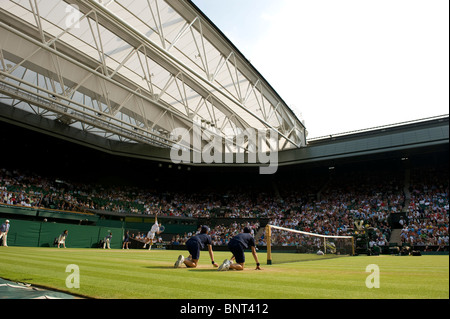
left=0, top=167, right=202, bottom=216
left=1, top=164, right=448, bottom=250
left=263, top=169, right=401, bottom=247
left=0, top=168, right=271, bottom=218
left=400, top=167, right=449, bottom=250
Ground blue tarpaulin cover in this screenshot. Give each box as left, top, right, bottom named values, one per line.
left=0, top=278, right=76, bottom=299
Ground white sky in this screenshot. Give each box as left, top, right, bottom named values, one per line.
left=192, top=0, right=449, bottom=139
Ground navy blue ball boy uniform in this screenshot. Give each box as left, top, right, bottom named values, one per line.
left=186, top=233, right=212, bottom=260
left=227, top=232, right=256, bottom=264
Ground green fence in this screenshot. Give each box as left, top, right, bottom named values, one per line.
left=3, top=219, right=124, bottom=249
left=1, top=205, right=198, bottom=247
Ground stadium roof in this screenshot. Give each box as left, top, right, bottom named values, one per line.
left=1, top=99, right=447, bottom=169
left=0, top=0, right=307, bottom=159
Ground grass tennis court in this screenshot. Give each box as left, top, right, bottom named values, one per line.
left=0, top=247, right=448, bottom=299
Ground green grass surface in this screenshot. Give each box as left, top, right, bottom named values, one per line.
left=0, top=246, right=448, bottom=299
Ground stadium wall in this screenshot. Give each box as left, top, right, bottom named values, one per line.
left=0, top=204, right=98, bottom=223
left=2, top=102, right=447, bottom=168
left=3, top=218, right=124, bottom=249
left=0, top=205, right=198, bottom=241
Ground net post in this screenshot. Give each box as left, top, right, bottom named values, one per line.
left=266, top=225, right=272, bottom=265
left=351, top=236, right=355, bottom=256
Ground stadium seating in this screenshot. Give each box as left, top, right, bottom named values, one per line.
left=1, top=162, right=448, bottom=252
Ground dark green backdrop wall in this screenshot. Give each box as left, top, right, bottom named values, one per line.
left=4, top=219, right=124, bottom=249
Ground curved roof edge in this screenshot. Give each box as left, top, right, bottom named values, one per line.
left=184, top=0, right=302, bottom=126
left=0, top=0, right=306, bottom=152
left=2, top=102, right=447, bottom=168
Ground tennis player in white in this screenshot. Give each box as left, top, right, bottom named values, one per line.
left=143, top=214, right=162, bottom=250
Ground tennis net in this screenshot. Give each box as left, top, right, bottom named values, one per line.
left=265, top=225, right=355, bottom=264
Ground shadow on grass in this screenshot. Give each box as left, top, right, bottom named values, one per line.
left=187, top=268, right=220, bottom=272
left=144, top=265, right=220, bottom=272
left=144, top=265, right=175, bottom=270
left=145, top=266, right=221, bottom=272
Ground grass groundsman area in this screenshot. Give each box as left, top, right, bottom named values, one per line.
left=0, top=247, right=448, bottom=299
